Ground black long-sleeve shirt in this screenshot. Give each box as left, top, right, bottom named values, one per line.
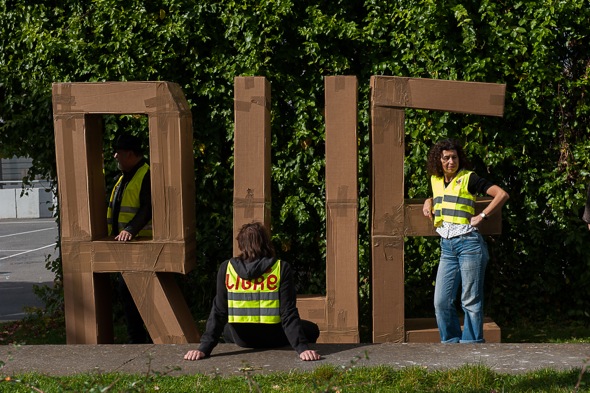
left=465, top=172, right=495, bottom=195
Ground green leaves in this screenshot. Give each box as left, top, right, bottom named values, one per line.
left=1, top=0, right=590, bottom=326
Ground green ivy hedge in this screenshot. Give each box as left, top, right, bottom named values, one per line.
left=1, top=0, right=589, bottom=333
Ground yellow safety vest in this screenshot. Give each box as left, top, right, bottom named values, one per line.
left=431, top=170, right=476, bottom=227
left=226, top=260, right=281, bottom=324
left=107, top=163, right=152, bottom=238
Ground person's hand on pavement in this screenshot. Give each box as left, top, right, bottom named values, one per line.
left=299, top=350, right=321, bottom=361
left=184, top=350, right=206, bottom=361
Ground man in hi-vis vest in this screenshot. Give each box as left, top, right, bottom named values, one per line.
left=184, top=222, right=321, bottom=361
left=107, top=133, right=152, bottom=343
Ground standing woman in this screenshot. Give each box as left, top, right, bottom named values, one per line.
left=422, top=139, right=509, bottom=343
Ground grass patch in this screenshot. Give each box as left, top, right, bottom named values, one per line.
left=0, top=310, right=66, bottom=345
left=0, top=310, right=129, bottom=345
left=0, top=312, right=208, bottom=346
left=502, top=319, right=590, bottom=343
left=0, top=365, right=588, bottom=392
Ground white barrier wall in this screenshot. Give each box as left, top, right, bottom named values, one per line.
left=0, top=188, right=55, bottom=219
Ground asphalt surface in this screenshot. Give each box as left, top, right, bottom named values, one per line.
left=0, top=218, right=57, bottom=321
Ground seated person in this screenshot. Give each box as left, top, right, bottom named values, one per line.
left=184, top=222, right=321, bottom=361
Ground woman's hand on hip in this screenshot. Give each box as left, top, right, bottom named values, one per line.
left=422, top=198, right=433, bottom=220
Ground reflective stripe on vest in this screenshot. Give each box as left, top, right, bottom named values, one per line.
left=107, top=163, right=152, bottom=237
left=226, top=260, right=281, bottom=324
left=431, top=170, right=476, bottom=227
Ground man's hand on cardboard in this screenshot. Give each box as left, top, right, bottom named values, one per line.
left=115, top=230, right=133, bottom=241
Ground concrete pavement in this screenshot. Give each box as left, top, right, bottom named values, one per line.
left=1, top=343, right=589, bottom=377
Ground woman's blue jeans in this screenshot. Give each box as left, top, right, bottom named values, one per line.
left=434, top=231, right=489, bottom=343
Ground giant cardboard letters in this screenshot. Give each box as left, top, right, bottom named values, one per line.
left=53, top=82, right=200, bottom=344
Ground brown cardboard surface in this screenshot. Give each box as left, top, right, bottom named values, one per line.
left=296, top=295, right=327, bottom=331
left=87, top=240, right=195, bottom=273
left=123, top=272, right=200, bottom=344
left=53, top=114, right=97, bottom=241
left=370, top=93, right=406, bottom=343
left=296, top=295, right=360, bottom=343
left=371, top=76, right=506, bottom=117
left=370, top=106, right=405, bottom=236
left=324, top=76, right=360, bottom=343
left=371, top=236, right=405, bottom=343
left=53, top=81, right=198, bottom=344
left=148, top=112, right=196, bottom=241
left=233, top=76, right=271, bottom=253
left=405, top=318, right=501, bottom=343
left=62, top=243, right=114, bottom=344
left=52, top=81, right=191, bottom=115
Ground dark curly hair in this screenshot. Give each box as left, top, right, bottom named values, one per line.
left=426, top=139, right=471, bottom=177
left=236, top=221, right=275, bottom=262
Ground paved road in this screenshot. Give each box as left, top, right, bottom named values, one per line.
left=0, top=218, right=57, bottom=321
